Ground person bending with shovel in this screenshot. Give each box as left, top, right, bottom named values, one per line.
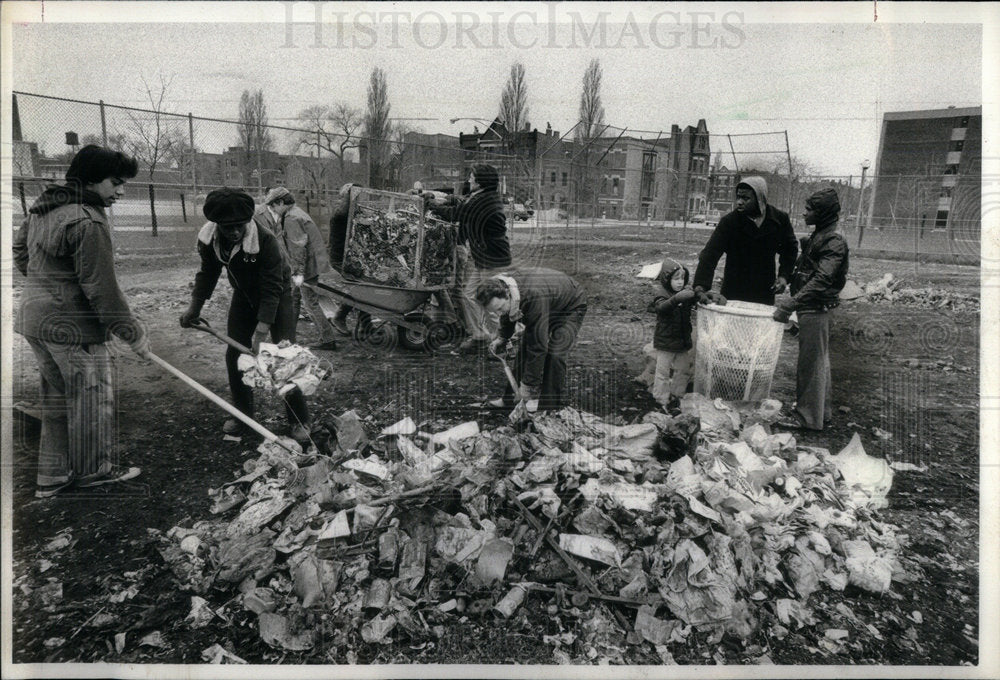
left=179, top=188, right=311, bottom=442
left=476, top=268, right=588, bottom=413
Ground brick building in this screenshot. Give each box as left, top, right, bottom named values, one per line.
left=868, top=106, right=981, bottom=235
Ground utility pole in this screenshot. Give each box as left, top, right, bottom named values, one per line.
left=856, top=160, right=870, bottom=248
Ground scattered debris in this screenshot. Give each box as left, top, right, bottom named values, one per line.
left=151, top=401, right=909, bottom=657
left=201, top=643, right=248, bottom=664
left=855, top=274, right=979, bottom=311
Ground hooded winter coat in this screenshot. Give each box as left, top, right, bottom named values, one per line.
left=13, top=184, right=141, bottom=344
left=693, top=177, right=798, bottom=305
left=789, top=188, right=850, bottom=310
left=647, top=261, right=694, bottom=352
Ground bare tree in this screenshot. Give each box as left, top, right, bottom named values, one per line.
left=575, top=59, right=606, bottom=217
left=296, top=102, right=363, bottom=182
left=499, top=61, right=529, bottom=138
left=364, top=68, right=392, bottom=189
left=237, top=89, right=274, bottom=191
left=122, top=74, right=179, bottom=236
left=388, top=121, right=417, bottom=191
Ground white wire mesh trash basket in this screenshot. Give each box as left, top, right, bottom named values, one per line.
left=693, top=301, right=785, bottom=402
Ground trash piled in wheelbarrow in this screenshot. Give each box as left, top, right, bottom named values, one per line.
left=153, top=393, right=913, bottom=662
left=342, top=187, right=457, bottom=289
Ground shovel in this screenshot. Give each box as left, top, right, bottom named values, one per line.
left=489, top=346, right=534, bottom=423
left=147, top=352, right=299, bottom=454
left=188, top=317, right=254, bottom=355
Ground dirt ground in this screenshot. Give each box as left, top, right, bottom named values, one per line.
left=8, top=231, right=980, bottom=666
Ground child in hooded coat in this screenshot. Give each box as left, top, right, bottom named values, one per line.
left=647, top=259, right=698, bottom=408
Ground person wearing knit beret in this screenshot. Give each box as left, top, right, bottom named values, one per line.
left=179, top=188, right=313, bottom=442
left=773, top=188, right=850, bottom=431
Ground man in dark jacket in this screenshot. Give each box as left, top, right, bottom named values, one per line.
left=693, top=176, right=798, bottom=306
left=476, top=268, right=587, bottom=411
left=13, top=145, right=148, bottom=497
left=773, top=188, right=849, bottom=430
left=428, top=164, right=512, bottom=351
left=179, top=189, right=310, bottom=442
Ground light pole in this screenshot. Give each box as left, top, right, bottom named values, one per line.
left=856, top=159, right=870, bottom=248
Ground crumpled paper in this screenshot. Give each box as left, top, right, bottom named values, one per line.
left=238, top=341, right=328, bottom=396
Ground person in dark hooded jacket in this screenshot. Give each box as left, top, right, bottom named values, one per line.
left=773, top=188, right=849, bottom=430
left=13, top=145, right=147, bottom=497
left=693, top=176, right=798, bottom=306
left=647, top=258, right=698, bottom=407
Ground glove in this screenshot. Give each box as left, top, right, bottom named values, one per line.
left=671, top=288, right=697, bottom=304
left=292, top=274, right=304, bottom=287
left=771, top=276, right=788, bottom=294
left=517, top=486, right=561, bottom=519
left=772, top=297, right=796, bottom=323
left=129, top=331, right=151, bottom=359
left=708, top=291, right=727, bottom=306
left=179, top=300, right=204, bottom=328
left=489, top=337, right=509, bottom=355
left=693, top=286, right=711, bottom=305
left=252, top=322, right=271, bottom=353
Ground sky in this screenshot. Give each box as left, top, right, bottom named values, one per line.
left=5, top=2, right=989, bottom=177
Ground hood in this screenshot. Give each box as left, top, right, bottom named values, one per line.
left=198, top=219, right=261, bottom=256
left=737, top=176, right=768, bottom=217
left=29, top=183, right=106, bottom=216
left=657, top=258, right=690, bottom=291
left=807, top=187, right=841, bottom=230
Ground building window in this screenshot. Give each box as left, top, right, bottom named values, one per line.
left=561, top=172, right=568, bottom=186
left=613, top=177, right=620, bottom=194
left=550, top=171, right=556, bottom=184
left=953, top=140, right=964, bottom=152
left=960, top=115, right=970, bottom=127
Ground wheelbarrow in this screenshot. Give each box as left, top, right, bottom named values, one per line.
left=310, top=272, right=463, bottom=353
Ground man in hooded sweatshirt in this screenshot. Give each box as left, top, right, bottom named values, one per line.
left=773, top=188, right=849, bottom=430
left=693, top=176, right=798, bottom=306
left=427, top=164, right=512, bottom=351
left=13, top=145, right=147, bottom=497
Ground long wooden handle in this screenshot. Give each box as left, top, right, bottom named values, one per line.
left=148, top=352, right=285, bottom=445
left=192, top=322, right=254, bottom=355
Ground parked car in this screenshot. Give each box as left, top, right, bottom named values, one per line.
left=690, top=213, right=706, bottom=223
left=706, top=210, right=721, bottom=226
left=511, top=203, right=535, bottom=221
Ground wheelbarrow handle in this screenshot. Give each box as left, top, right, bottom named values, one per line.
left=189, top=318, right=255, bottom=355
left=147, top=352, right=297, bottom=453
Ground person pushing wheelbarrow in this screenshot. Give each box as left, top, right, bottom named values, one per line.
left=179, top=188, right=312, bottom=442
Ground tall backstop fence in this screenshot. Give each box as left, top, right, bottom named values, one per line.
left=11, top=91, right=980, bottom=264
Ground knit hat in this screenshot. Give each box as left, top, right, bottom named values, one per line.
left=472, top=164, right=499, bottom=191
left=203, top=188, right=255, bottom=224
left=264, top=186, right=293, bottom=205
left=806, top=188, right=840, bottom=227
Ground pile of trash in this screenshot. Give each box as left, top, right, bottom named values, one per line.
left=153, top=395, right=909, bottom=661
left=844, top=274, right=979, bottom=311
left=238, top=342, right=329, bottom=396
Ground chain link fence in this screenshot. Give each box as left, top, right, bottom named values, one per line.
left=12, top=91, right=980, bottom=263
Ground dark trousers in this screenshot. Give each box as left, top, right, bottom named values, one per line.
left=504, top=304, right=587, bottom=411
left=226, top=292, right=309, bottom=426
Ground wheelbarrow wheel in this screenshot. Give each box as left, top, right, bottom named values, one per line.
left=398, top=313, right=461, bottom=353
left=354, top=314, right=398, bottom=352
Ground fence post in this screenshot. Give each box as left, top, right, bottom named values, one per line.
left=149, top=184, right=158, bottom=237
left=189, top=112, right=197, bottom=211
left=99, top=99, right=108, bottom=146
left=181, top=192, right=187, bottom=223
left=18, top=182, right=27, bottom=215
